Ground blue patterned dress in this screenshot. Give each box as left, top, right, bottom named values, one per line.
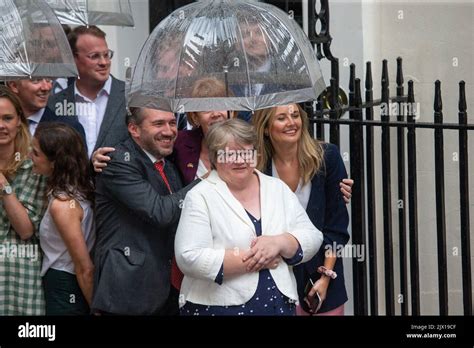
left=180, top=211, right=303, bottom=316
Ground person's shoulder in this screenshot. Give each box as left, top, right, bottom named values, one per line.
left=110, top=75, right=125, bottom=91
left=49, top=196, right=82, bottom=219
left=177, top=128, right=202, bottom=142
left=48, top=86, right=72, bottom=106
left=108, top=138, right=138, bottom=162
left=175, top=128, right=202, bottom=152
left=181, top=179, right=209, bottom=206
left=320, top=142, right=343, bottom=163
left=15, top=158, right=33, bottom=175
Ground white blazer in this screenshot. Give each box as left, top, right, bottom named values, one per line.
left=175, top=170, right=323, bottom=307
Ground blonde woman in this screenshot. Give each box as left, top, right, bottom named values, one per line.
left=253, top=104, right=351, bottom=315
left=0, top=86, right=46, bottom=315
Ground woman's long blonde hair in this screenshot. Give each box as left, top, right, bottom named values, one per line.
left=253, top=104, right=325, bottom=185
left=0, top=86, right=31, bottom=179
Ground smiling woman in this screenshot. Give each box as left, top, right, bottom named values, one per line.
left=174, top=119, right=323, bottom=316
left=253, top=104, right=351, bottom=316
left=0, top=85, right=47, bottom=315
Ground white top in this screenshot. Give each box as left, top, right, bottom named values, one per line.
left=194, top=159, right=208, bottom=179
left=175, top=170, right=322, bottom=307
left=27, top=108, right=45, bottom=136
left=271, top=159, right=312, bottom=210
left=74, top=76, right=112, bottom=158
left=39, top=194, right=95, bottom=276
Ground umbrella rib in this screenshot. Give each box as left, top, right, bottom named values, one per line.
left=85, top=0, right=90, bottom=26
left=234, top=15, right=253, bottom=108
left=12, top=0, right=32, bottom=77
left=172, top=4, right=207, bottom=103
left=255, top=2, right=315, bottom=92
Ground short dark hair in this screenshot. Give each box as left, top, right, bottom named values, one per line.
left=68, top=25, right=106, bottom=53
left=126, top=107, right=146, bottom=126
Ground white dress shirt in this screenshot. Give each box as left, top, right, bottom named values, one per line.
left=74, top=76, right=112, bottom=157
left=27, top=108, right=45, bottom=136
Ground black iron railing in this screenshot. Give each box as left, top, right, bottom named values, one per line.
left=302, top=0, right=473, bottom=316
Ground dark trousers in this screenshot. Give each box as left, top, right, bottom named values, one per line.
left=156, top=286, right=180, bottom=316
left=43, top=268, right=90, bottom=315
left=94, top=286, right=180, bottom=316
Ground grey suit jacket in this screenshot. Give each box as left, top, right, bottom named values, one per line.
left=92, top=137, right=200, bottom=315
left=47, top=76, right=129, bottom=152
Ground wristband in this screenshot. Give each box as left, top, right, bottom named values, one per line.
left=317, top=266, right=337, bottom=279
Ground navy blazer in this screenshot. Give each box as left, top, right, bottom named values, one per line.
left=171, top=128, right=204, bottom=185
left=265, top=143, right=350, bottom=313
left=92, top=137, right=200, bottom=315
left=40, top=105, right=86, bottom=145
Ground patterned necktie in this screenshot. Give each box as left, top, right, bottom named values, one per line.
left=154, top=161, right=172, bottom=193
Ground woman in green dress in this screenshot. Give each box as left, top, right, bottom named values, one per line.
left=0, top=86, right=46, bottom=315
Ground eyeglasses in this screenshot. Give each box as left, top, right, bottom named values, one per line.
left=76, top=49, right=114, bottom=62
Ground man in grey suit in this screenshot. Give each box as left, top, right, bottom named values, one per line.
left=92, top=107, right=201, bottom=315
left=47, top=25, right=128, bottom=158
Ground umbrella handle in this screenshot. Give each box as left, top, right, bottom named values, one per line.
left=223, top=65, right=231, bottom=119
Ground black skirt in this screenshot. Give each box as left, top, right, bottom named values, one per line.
left=42, top=268, right=89, bottom=315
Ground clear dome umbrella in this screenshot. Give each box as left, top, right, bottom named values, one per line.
left=128, top=0, right=326, bottom=112
left=0, top=0, right=78, bottom=80
left=44, top=0, right=134, bottom=27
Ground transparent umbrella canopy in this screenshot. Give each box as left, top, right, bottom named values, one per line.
left=0, top=0, right=78, bottom=80
left=45, top=0, right=134, bottom=27
left=128, top=0, right=326, bottom=112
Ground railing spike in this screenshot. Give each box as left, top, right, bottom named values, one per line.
left=349, top=63, right=356, bottom=92
left=382, top=59, right=389, bottom=87
left=459, top=81, right=467, bottom=112
left=355, top=78, right=362, bottom=107
left=396, top=57, right=404, bottom=86
left=365, top=61, right=373, bottom=90
left=407, top=80, right=415, bottom=104
left=434, top=80, right=442, bottom=112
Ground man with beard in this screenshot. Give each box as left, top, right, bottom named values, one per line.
left=91, top=107, right=201, bottom=315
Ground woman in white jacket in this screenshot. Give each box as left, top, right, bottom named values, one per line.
left=175, top=119, right=323, bottom=315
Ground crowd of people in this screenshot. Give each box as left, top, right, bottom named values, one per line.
left=0, top=25, right=353, bottom=316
